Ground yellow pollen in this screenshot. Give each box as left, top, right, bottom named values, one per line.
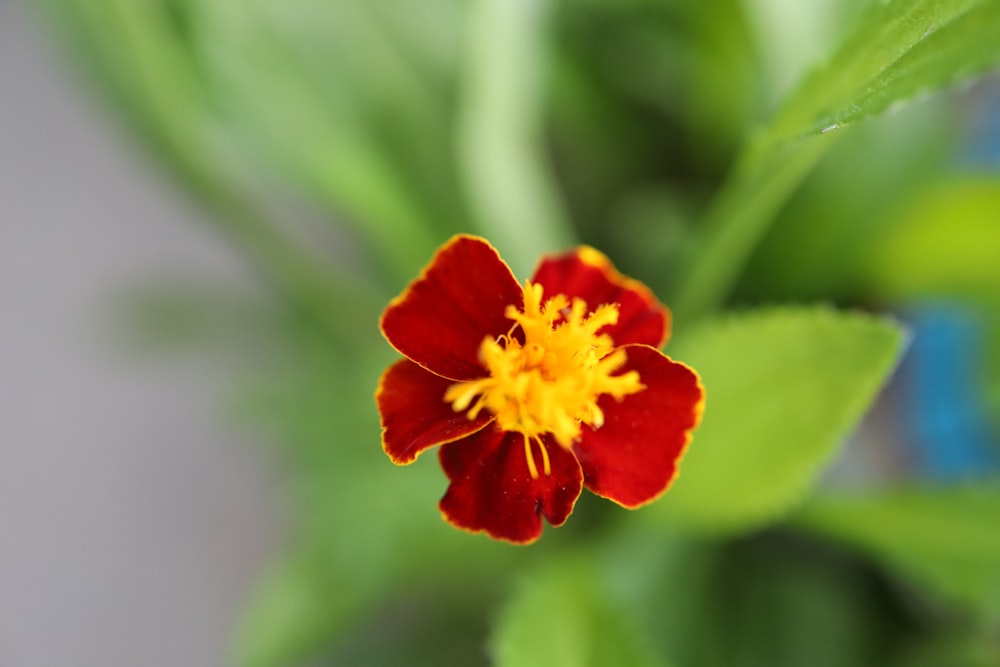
left=444, top=281, right=645, bottom=474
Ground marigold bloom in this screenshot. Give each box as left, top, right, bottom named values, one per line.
left=376, top=235, right=704, bottom=544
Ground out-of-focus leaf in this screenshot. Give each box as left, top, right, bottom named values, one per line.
left=699, top=535, right=899, bottom=667
left=233, top=550, right=340, bottom=667
left=35, top=0, right=387, bottom=335
left=868, top=178, right=1000, bottom=301
left=743, top=0, right=852, bottom=104
left=326, top=582, right=495, bottom=667
left=672, top=0, right=1000, bottom=320
left=117, top=285, right=270, bottom=350
left=650, top=307, right=907, bottom=532
left=793, top=482, right=1000, bottom=618
left=458, top=0, right=574, bottom=274
left=237, top=547, right=500, bottom=667
left=596, top=533, right=722, bottom=667
left=230, top=330, right=522, bottom=667
left=490, top=557, right=666, bottom=667
left=737, top=103, right=952, bottom=304
left=988, top=312, right=1000, bottom=421
left=890, top=632, right=1000, bottom=667
left=193, top=0, right=453, bottom=280
left=599, top=527, right=899, bottom=667
left=39, top=0, right=457, bottom=284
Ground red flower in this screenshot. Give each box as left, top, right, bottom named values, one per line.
left=376, top=235, right=704, bottom=544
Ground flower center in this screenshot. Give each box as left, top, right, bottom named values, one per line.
left=444, top=281, right=644, bottom=476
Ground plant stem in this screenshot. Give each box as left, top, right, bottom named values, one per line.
left=458, top=0, right=576, bottom=276
left=669, top=133, right=835, bottom=323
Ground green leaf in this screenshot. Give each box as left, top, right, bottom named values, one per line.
left=868, top=177, right=1000, bottom=302
left=763, top=0, right=1000, bottom=146
left=490, top=557, right=667, bottom=667
left=753, top=0, right=1000, bottom=150
left=650, top=307, right=907, bottom=532
left=672, top=0, right=1000, bottom=320
left=793, top=482, right=1000, bottom=618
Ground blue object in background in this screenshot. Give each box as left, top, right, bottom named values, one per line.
left=962, top=76, right=1000, bottom=168
left=901, top=304, right=999, bottom=479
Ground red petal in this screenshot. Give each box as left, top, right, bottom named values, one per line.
left=438, top=428, right=583, bottom=544
left=380, top=235, right=524, bottom=380
left=574, top=344, right=704, bottom=508
left=531, top=246, right=670, bottom=348
left=377, top=359, right=493, bottom=464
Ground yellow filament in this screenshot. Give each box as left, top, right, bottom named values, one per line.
left=522, top=435, right=538, bottom=479
left=521, top=435, right=552, bottom=480
left=538, top=437, right=551, bottom=476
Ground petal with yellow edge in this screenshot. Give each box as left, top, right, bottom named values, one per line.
left=573, top=344, right=704, bottom=508
left=380, top=235, right=523, bottom=381
left=378, top=359, right=494, bottom=465
left=438, top=428, right=583, bottom=544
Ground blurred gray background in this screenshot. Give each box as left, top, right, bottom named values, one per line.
left=1, top=2, right=282, bottom=665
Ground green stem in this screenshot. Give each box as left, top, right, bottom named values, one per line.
left=669, top=133, right=835, bottom=323
left=458, top=0, right=576, bottom=276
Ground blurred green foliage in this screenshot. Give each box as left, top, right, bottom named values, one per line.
left=796, top=484, right=1000, bottom=620
left=35, top=0, right=1000, bottom=664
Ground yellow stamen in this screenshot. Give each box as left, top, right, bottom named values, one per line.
left=444, top=281, right=645, bottom=475
left=523, top=435, right=538, bottom=479
left=520, top=436, right=553, bottom=480
left=537, top=436, right=551, bottom=476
